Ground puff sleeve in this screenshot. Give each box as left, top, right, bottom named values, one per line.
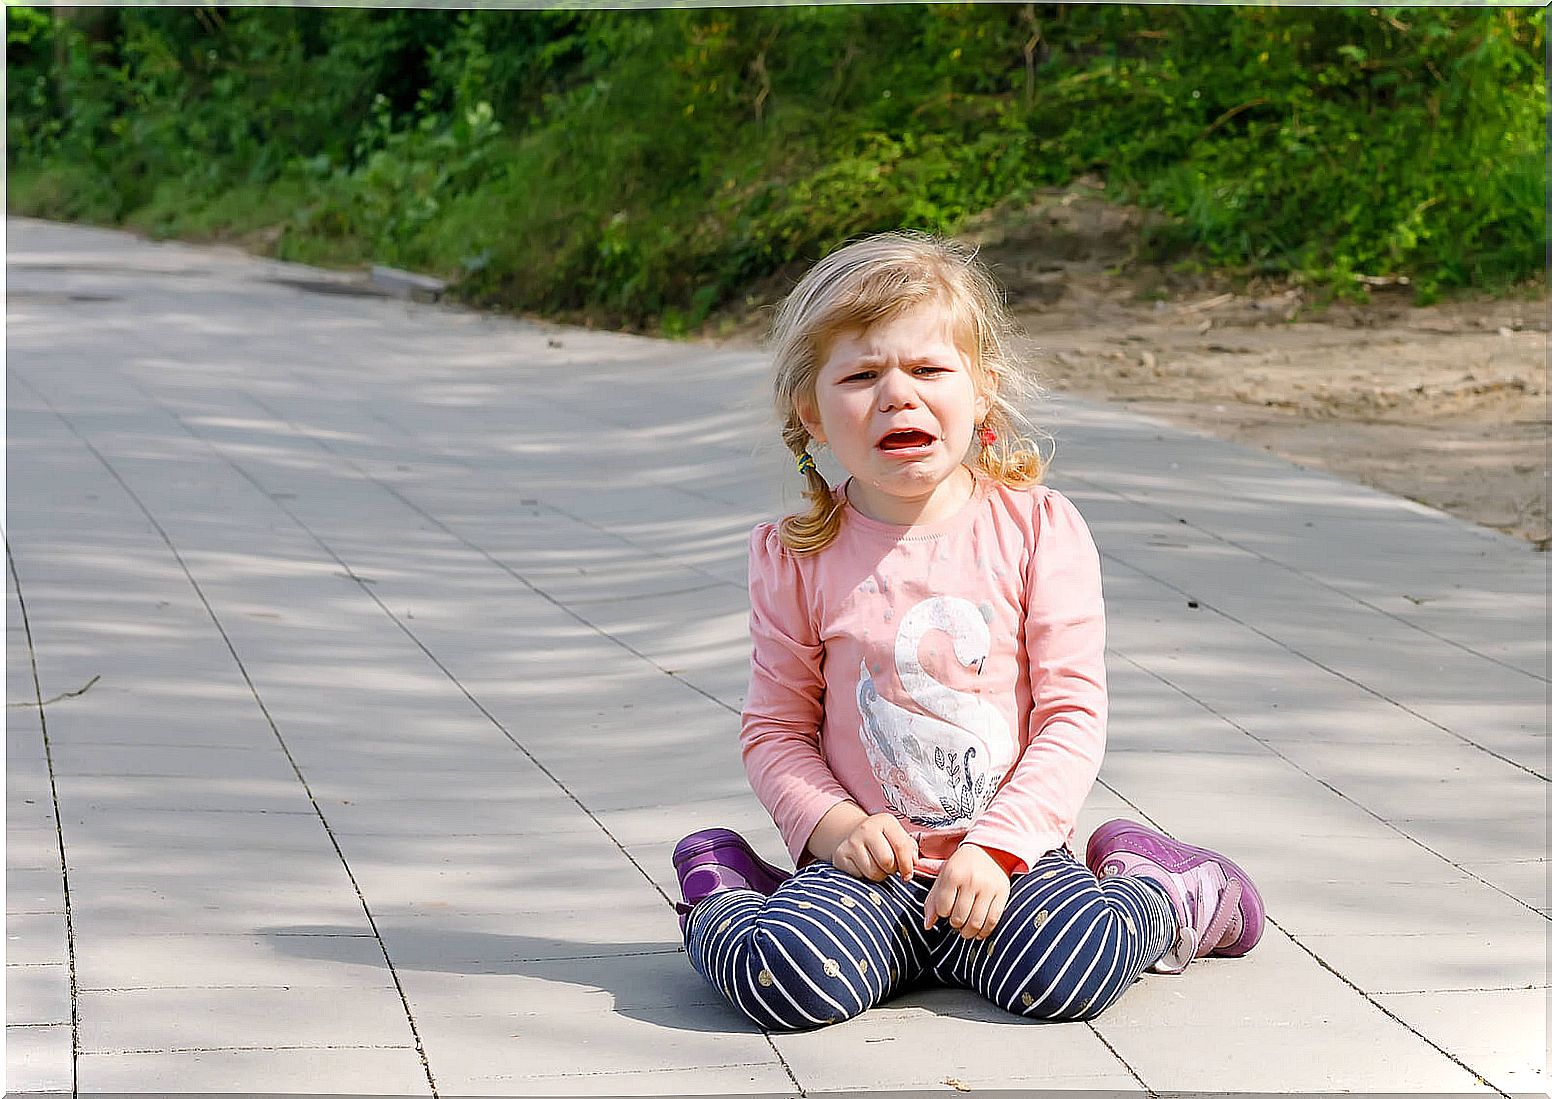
left=740, top=524, right=853, bottom=868
left=961, top=489, right=1108, bottom=873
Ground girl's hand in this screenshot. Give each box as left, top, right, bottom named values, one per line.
left=924, top=843, right=1010, bottom=939
left=832, top=811, right=919, bottom=883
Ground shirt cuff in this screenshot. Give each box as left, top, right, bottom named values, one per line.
left=966, top=843, right=1028, bottom=877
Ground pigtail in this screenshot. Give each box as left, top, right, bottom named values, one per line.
left=776, top=419, right=846, bottom=555
left=974, top=404, right=1049, bottom=488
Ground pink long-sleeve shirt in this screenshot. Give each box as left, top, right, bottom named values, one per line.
left=741, top=474, right=1108, bottom=878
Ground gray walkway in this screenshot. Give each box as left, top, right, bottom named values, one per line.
left=5, top=216, right=1546, bottom=1096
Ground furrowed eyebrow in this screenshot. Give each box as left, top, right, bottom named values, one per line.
left=840, top=355, right=950, bottom=370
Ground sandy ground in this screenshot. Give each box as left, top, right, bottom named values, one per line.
left=722, top=188, right=1548, bottom=549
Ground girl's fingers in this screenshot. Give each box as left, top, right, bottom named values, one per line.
left=863, top=833, right=897, bottom=879
left=887, top=830, right=916, bottom=882
left=924, top=881, right=956, bottom=931
left=949, top=884, right=979, bottom=933
left=962, top=892, right=993, bottom=939
left=978, top=891, right=1008, bottom=939
left=838, top=843, right=877, bottom=882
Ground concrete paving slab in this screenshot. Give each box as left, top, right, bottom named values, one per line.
left=5, top=1022, right=73, bottom=1092
left=1373, top=987, right=1549, bottom=1095
left=7, top=963, right=72, bottom=1027
left=74, top=1046, right=430, bottom=1092
left=55, top=804, right=333, bottom=853
left=425, top=1063, right=798, bottom=1098
left=7, top=867, right=66, bottom=916
left=5, top=827, right=67, bottom=873
left=1457, top=859, right=1547, bottom=911
left=71, top=931, right=389, bottom=991
left=6, top=911, right=69, bottom=967
left=77, top=984, right=413, bottom=1055
left=411, top=1000, right=788, bottom=1089
left=7, top=217, right=1545, bottom=1094
left=769, top=990, right=1143, bottom=1091
left=1296, top=930, right=1545, bottom=995
left=393, top=951, right=724, bottom=1014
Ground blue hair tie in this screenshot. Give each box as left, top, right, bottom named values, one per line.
left=796, top=451, right=817, bottom=475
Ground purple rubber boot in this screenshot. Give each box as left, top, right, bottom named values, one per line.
left=1086, top=819, right=1265, bottom=974
left=672, top=827, right=792, bottom=936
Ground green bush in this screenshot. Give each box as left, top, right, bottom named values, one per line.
left=7, top=6, right=1544, bottom=326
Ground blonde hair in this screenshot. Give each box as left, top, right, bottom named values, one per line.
left=767, top=231, right=1049, bottom=554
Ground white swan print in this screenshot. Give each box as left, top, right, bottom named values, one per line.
left=856, top=595, right=1015, bottom=827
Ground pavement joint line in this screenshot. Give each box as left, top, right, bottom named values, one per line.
left=1103, top=550, right=1547, bottom=783
left=46, top=740, right=291, bottom=752
left=361, top=385, right=755, bottom=517
left=560, top=579, right=738, bottom=606
left=351, top=398, right=748, bottom=594
left=149, top=394, right=684, bottom=904
left=80, top=985, right=392, bottom=993
left=80, top=1044, right=417, bottom=1056
left=145, top=314, right=812, bottom=1099
left=66, top=805, right=319, bottom=815
left=511, top=947, right=687, bottom=959
left=1378, top=984, right=1549, bottom=995
left=1112, top=647, right=1550, bottom=923
left=1067, top=470, right=1550, bottom=687
left=1085, top=1022, right=1158, bottom=1097
left=63, top=932, right=379, bottom=940
left=1277, top=922, right=1513, bottom=1098
left=183, top=381, right=742, bottom=727
left=247, top=387, right=749, bottom=656
left=6, top=541, right=83, bottom=1095
left=505, top=1061, right=792, bottom=1079
left=11, top=371, right=444, bottom=1099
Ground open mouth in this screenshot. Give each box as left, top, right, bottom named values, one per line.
left=877, top=429, right=936, bottom=451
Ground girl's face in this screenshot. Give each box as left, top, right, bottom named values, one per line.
left=799, top=301, right=992, bottom=526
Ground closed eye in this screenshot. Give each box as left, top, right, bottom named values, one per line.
left=839, top=365, right=949, bottom=382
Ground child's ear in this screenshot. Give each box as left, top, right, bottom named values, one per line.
left=796, top=399, right=826, bottom=446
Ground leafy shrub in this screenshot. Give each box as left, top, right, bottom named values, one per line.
left=7, top=5, right=1544, bottom=326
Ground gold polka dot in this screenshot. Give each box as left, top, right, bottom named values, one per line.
left=888, top=965, right=898, bottom=981
left=841, top=896, right=857, bottom=908
left=822, top=958, right=841, bottom=978
left=717, top=917, right=733, bottom=934
left=797, top=900, right=814, bottom=909
left=870, top=893, right=885, bottom=906
left=1074, top=998, right=1091, bottom=1014
left=757, top=969, right=774, bottom=987
left=857, top=958, right=869, bottom=974
left=1041, top=869, right=1060, bottom=880
left=984, top=940, right=995, bottom=957
left=1122, top=914, right=1136, bottom=934
left=1033, top=909, right=1050, bottom=930
left=1021, top=992, right=1035, bottom=1008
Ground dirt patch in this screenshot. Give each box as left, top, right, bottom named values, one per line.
left=712, top=184, right=1549, bottom=549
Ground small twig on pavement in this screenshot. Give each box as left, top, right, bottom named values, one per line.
left=8, top=674, right=100, bottom=708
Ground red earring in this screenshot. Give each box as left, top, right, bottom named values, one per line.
left=978, top=425, right=997, bottom=446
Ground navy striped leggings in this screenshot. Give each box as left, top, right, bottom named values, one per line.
left=684, top=848, right=1174, bottom=1030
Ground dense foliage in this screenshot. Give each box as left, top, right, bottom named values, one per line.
left=7, top=6, right=1544, bottom=327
